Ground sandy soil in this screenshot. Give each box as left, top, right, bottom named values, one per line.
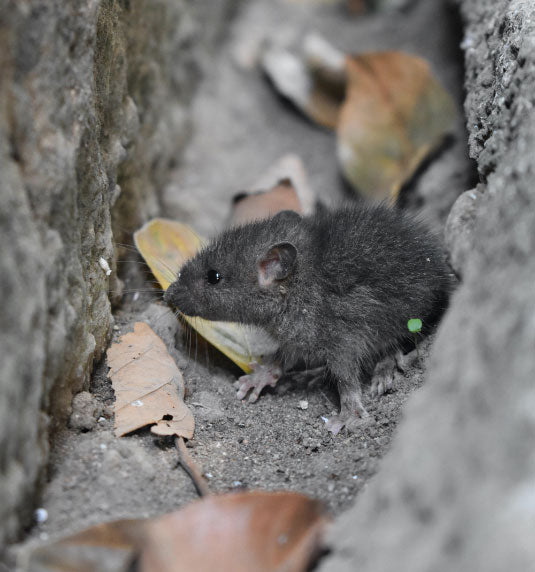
left=19, top=0, right=476, bottom=556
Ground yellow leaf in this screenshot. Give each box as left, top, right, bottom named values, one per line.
left=134, top=220, right=278, bottom=373
left=133, top=218, right=202, bottom=290
left=107, top=321, right=194, bottom=439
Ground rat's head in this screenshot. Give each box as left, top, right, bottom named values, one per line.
left=163, top=211, right=302, bottom=325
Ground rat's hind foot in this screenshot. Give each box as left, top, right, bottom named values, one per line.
left=326, top=381, right=371, bottom=435
left=369, top=354, right=400, bottom=398
left=234, top=361, right=282, bottom=403
left=325, top=408, right=374, bottom=435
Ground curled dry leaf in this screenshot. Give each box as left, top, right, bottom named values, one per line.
left=23, top=492, right=329, bottom=572
left=263, top=35, right=455, bottom=202
left=338, top=51, right=456, bottom=201
left=230, top=179, right=303, bottom=227
left=228, top=154, right=316, bottom=226
left=134, top=219, right=278, bottom=373
left=21, top=519, right=147, bottom=572
left=107, top=321, right=194, bottom=439
left=262, top=34, right=347, bottom=129
left=141, top=491, right=330, bottom=572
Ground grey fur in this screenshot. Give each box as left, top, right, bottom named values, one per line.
left=165, top=204, right=451, bottom=424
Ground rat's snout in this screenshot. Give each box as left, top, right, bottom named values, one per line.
left=163, top=278, right=199, bottom=317
left=163, top=279, right=182, bottom=307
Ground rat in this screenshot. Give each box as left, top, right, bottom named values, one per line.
left=164, top=204, right=451, bottom=432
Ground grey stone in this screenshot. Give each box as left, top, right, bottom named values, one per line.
left=320, top=1, right=535, bottom=570
left=444, top=185, right=483, bottom=276
left=0, top=0, right=237, bottom=546
left=68, top=391, right=102, bottom=432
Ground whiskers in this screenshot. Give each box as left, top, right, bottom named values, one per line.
left=109, top=234, right=211, bottom=374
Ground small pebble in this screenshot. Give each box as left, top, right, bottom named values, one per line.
left=35, top=508, right=48, bottom=524
left=98, top=257, right=112, bottom=276
left=298, top=400, right=309, bottom=410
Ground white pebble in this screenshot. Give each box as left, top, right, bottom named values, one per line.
left=131, top=400, right=144, bottom=407
left=98, top=257, right=112, bottom=276
left=298, top=400, right=309, bottom=410
left=35, top=508, right=48, bottom=524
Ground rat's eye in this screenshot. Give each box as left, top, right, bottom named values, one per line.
left=207, top=269, right=222, bottom=284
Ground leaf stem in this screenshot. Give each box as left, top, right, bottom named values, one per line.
left=175, top=437, right=211, bottom=497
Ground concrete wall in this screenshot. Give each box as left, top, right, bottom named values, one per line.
left=321, top=0, right=535, bottom=569
left=0, top=0, right=236, bottom=546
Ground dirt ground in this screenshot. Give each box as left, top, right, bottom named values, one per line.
left=20, top=0, right=476, bottom=555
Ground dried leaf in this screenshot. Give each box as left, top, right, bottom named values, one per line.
left=141, top=491, right=330, bottom=572
left=107, top=322, right=194, bottom=439
left=262, top=35, right=347, bottom=129
left=337, top=51, right=456, bottom=201
left=230, top=179, right=303, bottom=227
left=251, top=154, right=316, bottom=215
left=133, top=219, right=202, bottom=290
left=21, top=519, right=147, bottom=572
left=229, top=154, right=316, bottom=226
left=263, top=35, right=455, bottom=202
left=23, top=492, right=329, bottom=572
left=134, top=220, right=279, bottom=373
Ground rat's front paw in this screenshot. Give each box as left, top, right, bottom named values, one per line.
left=234, top=361, right=282, bottom=403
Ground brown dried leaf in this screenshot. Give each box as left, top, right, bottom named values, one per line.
left=230, top=179, right=303, bottom=227
left=107, top=321, right=194, bottom=439
left=262, top=35, right=347, bottom=129
left=229, top=155, right=316, bottom=226
left=22, top=519, right=147, bottom=572
left=263, top=35, right=455, bottom=203
left=337, top=51, right=456, bottom=201
left=23, top=492, right=329, bottom=572
left=141, top=491, right=330, bottom=572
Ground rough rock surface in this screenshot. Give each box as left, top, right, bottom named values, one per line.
left=320, top=1, right=535, bottom=570
left=0, top=0, right=236, bottom=546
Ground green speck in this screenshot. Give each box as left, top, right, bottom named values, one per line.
left=407, top=318, right=423, bottom=333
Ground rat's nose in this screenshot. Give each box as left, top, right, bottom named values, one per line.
left=163, top=281, right=178, bottom=306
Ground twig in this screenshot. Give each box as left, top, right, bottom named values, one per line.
left=174, top=436, right=211, bottom=497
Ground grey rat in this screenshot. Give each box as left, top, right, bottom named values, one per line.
left=164, top=204, right=451, bottom=431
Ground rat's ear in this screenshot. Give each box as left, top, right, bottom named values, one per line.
left=257, top=242, right=297, bottom=287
